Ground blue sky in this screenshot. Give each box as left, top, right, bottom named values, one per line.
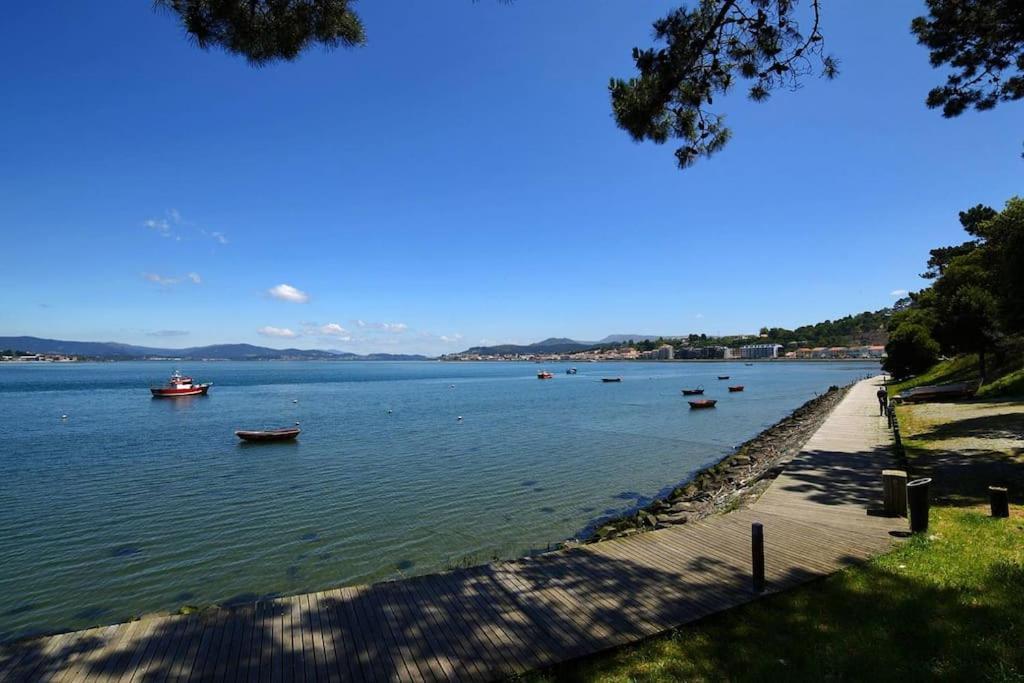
left=1, top=1, right=1021, bottom=355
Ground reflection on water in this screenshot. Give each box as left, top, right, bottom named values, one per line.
left=0, top=359, right=875, bottom=640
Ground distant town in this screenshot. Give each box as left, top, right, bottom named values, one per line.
left=441, top=341, right=886, bottom=363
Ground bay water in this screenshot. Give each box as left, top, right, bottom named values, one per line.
left=0, top=360, right=874, bottom=640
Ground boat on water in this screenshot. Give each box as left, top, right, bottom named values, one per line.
left=728, top=385, right=745, bottom=392
left=566, top=367, right=578, bottom=375
left=745, top=363, right=754, bottom=366
left=235, top=426, right=301, bottom=442
left=688, top=399, right=717, bottom=409
left=537, top=371, right=554, bottom=379
left=681, top=386, right=704, bottom=396
left=717, top=375, right=730, bottom=380
left=150, top=370, right=212, bottom=398
left=601, top=377, right=622, bottom=383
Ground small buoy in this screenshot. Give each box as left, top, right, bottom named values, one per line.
left=61, top=414, right=68, bottom=420
left=449, top=384, right=455, bottom=389
left=387, top=409, right=393, bottom=414
left=457, top=416, right=463, bottom=421
left=293, top=399, right=298, bottom=403
left=294, top=421, right=300, bottom=426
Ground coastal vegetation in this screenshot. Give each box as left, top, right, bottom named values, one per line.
left=884, top=197, right=1024, bottom=385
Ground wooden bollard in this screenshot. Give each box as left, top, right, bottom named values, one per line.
left=887, top=405, right=895, bottom=429
left=882, top=470, right=908, bottom=517
left=893, top=424, right=903, bottom=452
left=990, top=486, right=1009, bottom=518
left=751, top=522, right=765, bottom=592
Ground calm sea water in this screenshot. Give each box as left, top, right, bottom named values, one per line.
left=0, top=360, right=875, bottom=640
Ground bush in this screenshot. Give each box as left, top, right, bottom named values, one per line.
left=883, top=323, right=940, bottom=379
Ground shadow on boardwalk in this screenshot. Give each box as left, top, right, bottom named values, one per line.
left=0, top=547, right=861, bottom=682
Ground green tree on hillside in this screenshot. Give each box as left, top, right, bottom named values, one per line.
left=884, top=323, right=940, bottom=379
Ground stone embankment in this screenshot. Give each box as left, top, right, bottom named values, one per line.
left=585, top=383, right=852, bottom=542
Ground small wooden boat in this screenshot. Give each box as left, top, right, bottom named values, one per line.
left=601, top=377, right=622, bottom=383
left=728, top=385, right=744, bottom=392
left=537, top=371, right=554, bottom=379
left=235, top=427, right=301, bottom=442
left=681, top=386, right=704, bottom=396
left=688, top=399, right=717, bottom=409
left=717, top=375, right=730, bottom=380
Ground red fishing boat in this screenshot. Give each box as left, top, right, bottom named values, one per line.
left=537, top=371, right=554, bottom=379
left=150, top=370, right=212, bottom=398
left=728, top=385, right=745, bottom=392
left=688, top=399, right=717, bottom=409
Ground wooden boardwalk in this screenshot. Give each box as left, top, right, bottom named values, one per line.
left=0, top=377, right=904, bottom=682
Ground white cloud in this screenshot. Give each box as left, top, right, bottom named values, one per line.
left=440, top=333, right=464, bottom=343
left=354, top=320, right=408, bottom=332
left=695, top=313, right=705, bottom=319
left=147, top=329, right=189, bottom=337
left=890, top=289, right=908, bottom=297
left=143, top=272, right=179, bottom=286
left=257, top=326, right=298, bottom=338
left=268, top=283, right=309, bottom=303
left=187, top=272, right=202, bottom=284
left=318, top=323, right=351, bottom=339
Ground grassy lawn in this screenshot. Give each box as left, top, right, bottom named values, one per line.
left=529, top=507, right=1024, bottom=682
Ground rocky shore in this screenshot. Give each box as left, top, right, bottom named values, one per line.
left=581, top=382, right=852, bottom=543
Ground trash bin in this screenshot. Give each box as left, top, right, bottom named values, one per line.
left=907, top=478, right=932, bottom=533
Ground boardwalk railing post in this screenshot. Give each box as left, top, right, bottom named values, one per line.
left=907, top=478, right=932, bottom=533
left=886, top=404, right=895, bottom=429
left=882, top=470, right=908, bottom=517
left=751, top=522, right=765, bottom=592
left=990, top=486, right=1010, bottom=518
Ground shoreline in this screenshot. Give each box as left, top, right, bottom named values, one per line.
left=574, top=381, right=854, bottom=544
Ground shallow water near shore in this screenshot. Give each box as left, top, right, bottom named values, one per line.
left=0, top=360, right=874, bottom=640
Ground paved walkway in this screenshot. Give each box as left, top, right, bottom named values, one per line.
left=0, top=377, right=903, bottom=682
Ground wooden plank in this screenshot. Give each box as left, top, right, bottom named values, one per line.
left=399, top=574, right=474, bottom=682
left=317, top=589, right=359, bottom=683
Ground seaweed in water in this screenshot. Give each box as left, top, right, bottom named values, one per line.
left=396, top=559, right=415, bottom=571
left=110, top=544, right=142, bottom=558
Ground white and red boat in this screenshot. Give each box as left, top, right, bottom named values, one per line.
left=150, top=370, right=212, bottom=398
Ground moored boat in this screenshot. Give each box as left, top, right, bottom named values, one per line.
left=728, top=385, right=744, bottom=392
left=566, top=367, right=578, bottom=375
left=717, top=375, right=730, bottom=380
left=601, top=377, right=622, bottom=383
left=235, top=426, right=301, bottom=442
left=537, top=371, right=554, bottom=379
left=688, top=399, right=717, bottom=409
left=681, top=386, right=704, bottom=396
left=150, top=370, right=212, bottom=398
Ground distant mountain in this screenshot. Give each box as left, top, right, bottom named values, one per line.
left=0, top=336, right=432, bottom=361
left=459, top=337, right=594, bottom=356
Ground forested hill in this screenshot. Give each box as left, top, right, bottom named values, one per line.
left=761, top=309, right=891, bottom=348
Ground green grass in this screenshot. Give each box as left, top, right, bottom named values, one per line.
left=889, top=354, right=1024, bottom=399
left=528, top=507, right=1024, bottom=682
left=978, top=365, right=1024, bottom=399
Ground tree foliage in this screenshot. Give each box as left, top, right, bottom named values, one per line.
left=609, top=0, right=835, bottom=169
left=611, top=0, right=1024, bottom=170
left=911, top=0, right=1024, bottom=118
left=883, top=323, right=940, bottom=380
left=155, top=0, right=365, bottom=65
left=890, top=197, right=1024, bottom=381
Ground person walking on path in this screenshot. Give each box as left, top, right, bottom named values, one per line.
left=877, top=387, right=888, bottom=416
